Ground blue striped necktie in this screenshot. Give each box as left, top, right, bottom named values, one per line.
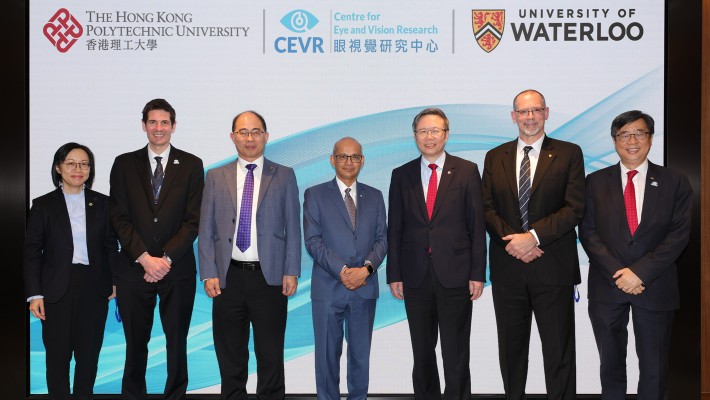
left=518, top=146, right=532, bottom=231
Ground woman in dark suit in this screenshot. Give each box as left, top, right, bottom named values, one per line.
left=24, top=142, right=118, bottom=400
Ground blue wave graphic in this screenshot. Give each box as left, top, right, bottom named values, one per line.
left=30, top=67, right=663, bottom=393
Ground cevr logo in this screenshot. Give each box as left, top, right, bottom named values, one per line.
left=275, top=10, right=324, bottom=53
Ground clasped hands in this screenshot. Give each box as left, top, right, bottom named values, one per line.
left=502, top=232, right=544, bottom=263
left=139, top=253, right=172, bottom=283
left=341, top=266, right=368, bottom=290
left=613, top=268, right=645, bottom=295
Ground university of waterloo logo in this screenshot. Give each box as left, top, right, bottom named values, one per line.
left=43, top=8, right=83, bottom=53
left=472, top=10, right=505, bottom=53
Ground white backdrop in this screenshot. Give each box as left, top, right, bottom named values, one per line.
left=30, top=0, right=664, bottom=394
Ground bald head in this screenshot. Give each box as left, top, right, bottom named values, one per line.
left=333, top=137, right=362, bottom=155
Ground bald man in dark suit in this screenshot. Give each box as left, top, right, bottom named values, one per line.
left=482, top=89, right=585, bottom=400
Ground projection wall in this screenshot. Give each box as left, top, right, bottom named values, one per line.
left=30, top=0, right=664, bottom=394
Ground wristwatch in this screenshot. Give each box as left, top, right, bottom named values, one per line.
left=364, top=260, right=374, bottom=275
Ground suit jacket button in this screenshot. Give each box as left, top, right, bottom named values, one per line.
left=228, top=238, right=232, bottom=242
left=232, top=219, right=236, bottom=223
left=153, top=237, right=159, bottom=242
left=350, top=257, right=355, bottom=261
left=153, top=218, right=158, bottom=222
left=429, top=226, right=433, bottom=230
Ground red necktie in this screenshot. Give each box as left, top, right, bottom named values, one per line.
left=624, top=170, right=639, bottom=236
left=426, top=163, right=438, bottom=219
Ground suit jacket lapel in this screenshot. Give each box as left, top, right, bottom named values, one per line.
left=224, top=160, right=239, bottom=213
left=155, top=146, right=185, bottom=210
left=257, top=158, right=277, bottom=211
left=136, top=146, right=155, bottom=209
left=51, top=189, right=73, bottom=242
left=530, top=136, right=554, bottom=195
left=84, top=190, right=98, bottom=261
left=329, top=179, right=355, bottom=230
left=431, top=154, right=455, bottom=221
left=408, top=158, right=428, bottom=220
left=636, top=162, right=661, bottom=235
left=606, top=163, right=630, bottom=237
left=501, top=141, right=519, bottom=200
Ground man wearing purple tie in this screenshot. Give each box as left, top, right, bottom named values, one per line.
left=198, top=110, right=301, bottom=400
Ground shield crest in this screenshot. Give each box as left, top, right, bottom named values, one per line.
left=472, top=10, right=505, bottom=53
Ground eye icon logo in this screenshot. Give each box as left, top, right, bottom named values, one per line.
left=280, top=10, right=319, bottom=33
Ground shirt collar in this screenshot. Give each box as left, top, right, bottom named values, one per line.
left=421, top=152, right=446, bottom=169
left=517, top=135, right=544, bottom=155
left=620, top=159, right=649, bottom=176
left=148, top=144, right=171, bottom=161
left=237, top=155, right=264, bottom=171
left=335, top=177, right=357, bottom=195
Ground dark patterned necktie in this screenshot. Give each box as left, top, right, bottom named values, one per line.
left=344, top=188, right=356, bottom=228
left=152, top=156, right=163, bottom=205
left=236, top=164, right=257, bottom=252
left=518, top=146, right=532, bottom=231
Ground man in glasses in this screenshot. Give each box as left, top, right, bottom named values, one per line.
left=303, top=137, right=387, bottom=400
left=110, top=98, right=204, bottom=400
left=482, top=89, right=585, bottom=399
left=387, top=107, right=486, bottom=400
left=198, top=110, right=301, bottom=400
left=580, top=110, right=692, bottom=398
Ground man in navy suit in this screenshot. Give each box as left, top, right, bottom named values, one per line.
left=198, top=110, right=301, bottom=400
left=303, top=137, right=387, bottom=400
left=110, top=99, right=204, bottom=400
left=580, top=110, right=692, bottom=399
left=387, top=108, right=486, bottom=400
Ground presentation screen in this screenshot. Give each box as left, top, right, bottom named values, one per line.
left=30, top=0, right=664, bottom=395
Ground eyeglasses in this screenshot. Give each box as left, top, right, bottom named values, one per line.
left=233, top=129, right=265, bottom=138
left=62, top=161, right=92, bottom=170
left=333, top=154, right=363, bottom=163
left=145, top=120, right=172, bottom=128
left=513, top=108, right=546, bottom=117
left=616, top=130, right=649, bottom=142
left=414, top=128, right=448, bottom=137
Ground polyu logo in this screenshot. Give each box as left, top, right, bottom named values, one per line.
left=44, top=8, right=83, bottom=53
left=472, top=10, right=505, bottom=53
left=280, top=9, right=319, bottom=33
left=275, top=9, right=323, bottom=53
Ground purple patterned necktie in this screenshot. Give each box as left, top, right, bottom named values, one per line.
left=236, top=164, right=257, bottom=252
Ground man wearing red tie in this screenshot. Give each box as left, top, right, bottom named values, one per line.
left=580, top=110, right=692, bottom=399
left=387, top=107, right=486, bottom=400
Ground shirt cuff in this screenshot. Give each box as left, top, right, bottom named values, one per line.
left=529, top=229, right=541, bottom=245
left=27, top=295, right=44, bottom=302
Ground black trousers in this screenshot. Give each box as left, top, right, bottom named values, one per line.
left=212, top=266, right=287, bottom=400
left=589, top=300, right=674, bottom=400
left=42, top=264, right=108, bottom=400
left=403, top=262, right=473, bottom=400
left=492, top=271, right=576, bottom=400
left=116, top=275, right=196, bottom=400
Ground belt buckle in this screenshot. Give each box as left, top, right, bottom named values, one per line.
left=243, top=261, right=257, bottom=270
